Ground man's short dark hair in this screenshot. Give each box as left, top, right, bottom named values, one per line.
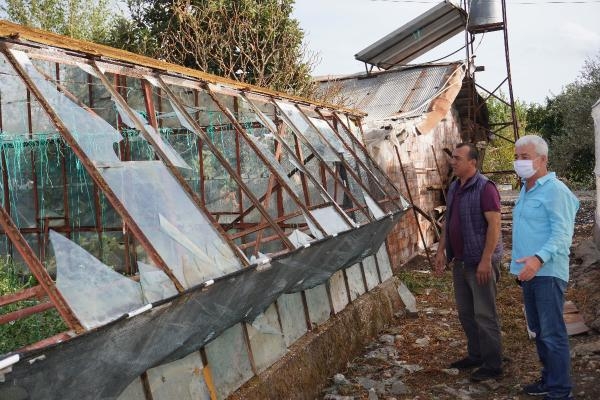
left=456, top=142, right=479, bottom=161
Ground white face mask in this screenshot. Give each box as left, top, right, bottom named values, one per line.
left=513, top=159, right=537, bottom=179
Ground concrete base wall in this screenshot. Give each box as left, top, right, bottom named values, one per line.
left=227, top=278, right=403, bottom=400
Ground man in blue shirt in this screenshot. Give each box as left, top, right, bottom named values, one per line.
left=511, top=135, right=579, bottom=400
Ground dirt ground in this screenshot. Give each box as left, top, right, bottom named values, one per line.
left=320, top=199, right=600, bottom=399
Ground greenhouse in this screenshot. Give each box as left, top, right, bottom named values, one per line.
left=0, top=21, right=409, bottom=399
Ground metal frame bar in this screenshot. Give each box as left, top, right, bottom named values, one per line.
left=222, top=153, right=317, bottom=233
left=295, top=106, right=379, bottom=222
left=393, top=146, right=433, bottom=268
left=137, top=78, right=250, bottom=265
left=327, top=111, right=408, bottom=210
left=91, top=64, right=251, bottom=268
left=0, top=202, right=82, bottom=331
left=252, top=139, right=281, bottom=255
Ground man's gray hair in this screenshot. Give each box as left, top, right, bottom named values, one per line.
left=515, top=135, right=548, bottom=156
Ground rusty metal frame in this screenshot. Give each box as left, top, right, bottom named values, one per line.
left=5, top=59, right=128, bottom=269
left=250, top=136, right=286, bottom=255
left=305, top=106, right=398, bottom=212
left=1, top=43, right=186, bottom=293
left=462, top=0, right=519, bottom=148
left=88, top=63, right=250, bottom=266
left=336, top=112, right=412, bottom=211
left=0, top=203, right=82, bottom=331
left=151, top=75, right=295, bottom=250
left=320, top=110, right=408, bottom=211
left=269, top=100, right=373, bottom=224
left=314, top=109, right=393, bottom=199
left=205, top=87, right=330, bottom=239
left=222, top=153, right=317, bottom=233
left=393, top=146, right=433, bottom=268
left=232, top=97, right=246, bottom=230
left=240, top=94, right=358, bottom=229
left=285, top=104, right=381, bottom=222
left=137, top=78, right=250, bottom=265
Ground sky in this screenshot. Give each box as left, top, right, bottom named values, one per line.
left=292, top=0, right=600, bottom=105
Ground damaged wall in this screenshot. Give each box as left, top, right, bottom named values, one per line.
left=324, top=64, right=468, bottom=268
left=365, top=109, right=463, bottom=268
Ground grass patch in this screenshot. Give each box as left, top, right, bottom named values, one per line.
left=397, top=269, right=453, bottom=295
left=0, top=257, right=67, bottom=355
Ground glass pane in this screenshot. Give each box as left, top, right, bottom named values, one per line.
left=138, top=261, right=178, bottom=303
left=9, top=50, right=121, bottom=165
left=101, top=162, right=241, bottom=287
left=276, top=101, right=340, bottom=163
left=51, top=230, right=144, bottom=330
left=305, top=206, right=352, bottom=239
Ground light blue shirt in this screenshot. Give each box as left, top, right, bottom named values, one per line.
left=510, top=172, right=579, bottom=282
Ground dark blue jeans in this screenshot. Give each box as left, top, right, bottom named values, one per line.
left=453, top=260, right=503, bottom=370
left=522, top=276, right=572, bottom=398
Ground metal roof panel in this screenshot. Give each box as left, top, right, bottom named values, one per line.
left=322, top=63, right=462, bottom=121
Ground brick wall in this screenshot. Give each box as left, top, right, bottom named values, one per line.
left=377, top=110, right=463, bottom=268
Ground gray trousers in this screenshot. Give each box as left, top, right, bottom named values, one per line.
left=452, top=260, right=503, bottom=370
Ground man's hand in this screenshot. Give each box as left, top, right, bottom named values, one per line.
left=434, top=252, right=447, bottom=277
left=476, top=259, right=492, bottom=285
left=516, top=256, right=543, bottom=282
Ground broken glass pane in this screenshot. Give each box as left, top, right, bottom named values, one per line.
left=10, top=50, right=122, bottom=165
left=287, top=229, right=313, bottom=249
left=275, top=101, right=340, bottom=162
left=101, top=162, right=241, bottom=287
left=138, top=261, right=178, bottom=303
left=112, top=95, right=191, bottom=170
left=307, top=117, right=346, bottom=155
left=246, top=134, right=302, bottom=197
left=51, top=230, right=145, bottom=330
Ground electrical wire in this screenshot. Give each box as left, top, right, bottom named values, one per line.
left=418, top=40, right=470, bottom=64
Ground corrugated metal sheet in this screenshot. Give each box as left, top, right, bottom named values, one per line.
left=321, top=63, right=462, bottom=122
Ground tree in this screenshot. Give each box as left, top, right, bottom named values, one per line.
left=525, top=52, right=600, bottom=189
left=0, top=0, right=117, bottom=43
left=114, top=0, right=318, bottom=97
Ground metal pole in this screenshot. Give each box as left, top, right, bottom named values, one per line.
left=501, top=0, right=520, bottom=140
left=393, top=145, right=433, bottom=269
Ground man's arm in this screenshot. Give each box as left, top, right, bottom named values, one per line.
left=476, top=210, right=501, bottom=285
left=434, top=221, right=447, bottom=276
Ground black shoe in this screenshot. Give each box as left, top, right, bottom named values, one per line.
left=449, top=357, right=483, bottom=369
left=523, top=378, right=549, bottom=396
left=470, top=367, right=502, bottom=382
